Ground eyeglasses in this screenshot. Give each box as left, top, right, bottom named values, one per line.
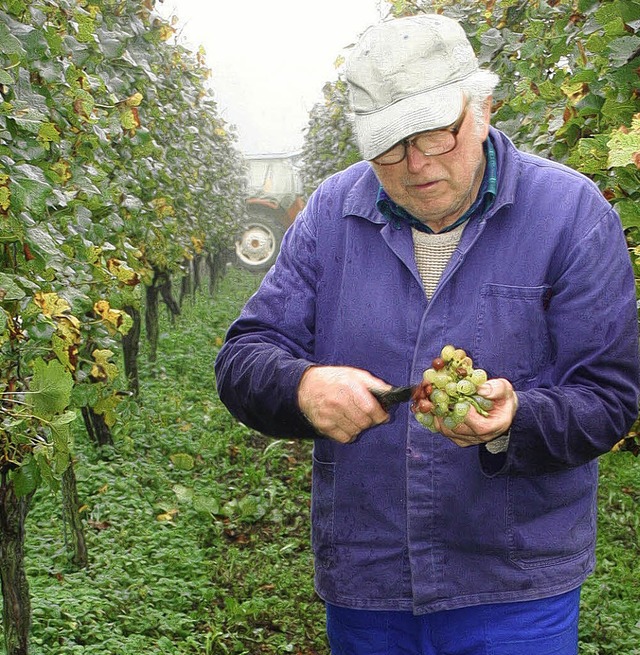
left=371, top=102, right=469, bottom=166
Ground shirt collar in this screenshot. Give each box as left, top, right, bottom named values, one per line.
left=376, top=136, right=498, bottom=234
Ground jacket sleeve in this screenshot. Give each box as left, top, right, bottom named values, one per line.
left=481, top=205, right=640, bottom=476
left=214, top=203, right=321, bottom=439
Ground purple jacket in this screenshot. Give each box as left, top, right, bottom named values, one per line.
left=215, top=128, right=640, bottom=613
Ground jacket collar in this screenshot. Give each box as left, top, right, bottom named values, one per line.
left=342, top=126, right=519, bottom=226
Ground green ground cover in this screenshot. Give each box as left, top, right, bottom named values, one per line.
left=2, top=267, right=639, bottom=654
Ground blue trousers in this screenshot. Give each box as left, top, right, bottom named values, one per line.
left=326, top=587, right=580, bottom=655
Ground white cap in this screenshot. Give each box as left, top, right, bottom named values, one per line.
left=345, top=14, right=478, bottom=160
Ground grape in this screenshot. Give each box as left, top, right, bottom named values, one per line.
left=442, top=416, right=460, bottom=430
left=432, top=357, right=446, bottom=371
left=433, top=403, right=448, bottom=416
left=453, top=348, right=467, bottom=362
left=472, top=395, right=493, bottom=411
left=416, top=412, right=434, bottom=428
left=460, top=356, right=473, bottom=370
left=470, top=368, right=488, bottom=386
left=430, top=388, right=448, bottom=405
left=413, top=344, right=494, bottom=431
left=445, top=381, right=458, bottom=397
left=470, top=395, right=493, bottom=417
left=440, top=345, right=456, bottom=362
left=452, top=401, right=470, bottom=419
left=432, top=371, right=450, bottom=389
left=456, top=379, right=476, bottom=396
left=423, top=368, right=438, bottom=383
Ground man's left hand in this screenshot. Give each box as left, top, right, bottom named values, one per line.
left=434, top=378, right=518, bottom=448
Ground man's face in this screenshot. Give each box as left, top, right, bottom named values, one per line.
left=371, top=99, right=491, bottom=232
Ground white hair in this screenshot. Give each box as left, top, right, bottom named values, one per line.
left=461, top=69, right=501, bottom=133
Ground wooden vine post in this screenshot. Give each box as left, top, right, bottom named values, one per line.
left=0, top=472, right=33, bottom=655
left=61, top=464, right=88, bottom=570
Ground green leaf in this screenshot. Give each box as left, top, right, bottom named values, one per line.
left=617, top=199, right=640, bottom=230
left=50, top=410, right=77, bottom=428
left=37, top=122, right=60, bottom=146
left=169, top=453, right=195, bottom=471
left=11, top=456, right=40, bottom=497
left=192, top=494, right=220, bottom=516
left=172, top=484, right=193, bottom=503
left=608, top=122, right=640, bottom=168
left=607, top=35, right=640, bottom=66
left=0, top=272, right=26, bottom=300
left=0, top=22, right=25, bottom=56
left=25, top=226, right=62, bottom=261
left=567, top=135, right=610, bottom=174
left=10, top=103, right=47, bottom=133
left=33, top=444, right=59, bottom=492
left=10, top=175, right=53, bottom=215
left=51, top=421, right=71, bottom=474
left=29, top=358, right=74, bottom=419
left=0, top=69, right=14, bottom=85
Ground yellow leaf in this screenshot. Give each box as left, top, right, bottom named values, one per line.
left=106, top=258, right=139, bottom=286
left=0, top=185, right=11, bottom=211
left=158, top=24, right=175, bottom=41
left=93, top=393, right=120, bottom=427
left=51, top=160, right=72, bottom=183
left=190, top=236, right=204, bottom=254
left=561, top=80, right=588, bottom=105
left=35, top=291, right=71, bottom=318
left=90, top=349, right=118, bottom=382
left=124, top=92, right=143, bottom=107
left=87, top=246, right=102, bottom=264
left=93, top=300, right=133, bottom=335
left=120, top=107, right=140, bottom=131
left=157, top=508, right=179, bottom=522
left=151, top=197, right=174, bottom=218
left=57, top=315, right=81, bottom=344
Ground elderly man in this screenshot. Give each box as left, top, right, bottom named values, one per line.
left=215, top=13, right=639, bottom=655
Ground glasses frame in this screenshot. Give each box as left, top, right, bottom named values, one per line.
left=372, top=101, right=469, bottom=166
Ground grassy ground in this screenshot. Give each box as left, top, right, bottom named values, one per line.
left=1, top=266, right=639, bottom=654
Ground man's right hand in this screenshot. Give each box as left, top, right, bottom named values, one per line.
left=297, top=365, right=391, bottom=444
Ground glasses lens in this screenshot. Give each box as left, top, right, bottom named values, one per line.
left=372, top=129, right=458, bottom=164
left=414, top=131, right=456, bottom=156
left=373, top=144, right=405, bottom=165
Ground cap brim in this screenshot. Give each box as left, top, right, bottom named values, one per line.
left=354, top=87, right=465, bottom=161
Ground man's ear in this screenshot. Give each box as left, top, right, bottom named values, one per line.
left=481, top=96, right=493, bottom=139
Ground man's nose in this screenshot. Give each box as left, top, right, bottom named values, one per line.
left=405, top=142, right=433, bottom=172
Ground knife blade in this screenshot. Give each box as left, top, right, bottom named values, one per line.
left=370, top=385, right=418, bottom=411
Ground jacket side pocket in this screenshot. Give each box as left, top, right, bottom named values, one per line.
left=506, top=464, right=597, bottom=569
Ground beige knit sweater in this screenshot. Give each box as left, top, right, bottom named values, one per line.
left=411, top=223, right=464, bottom=299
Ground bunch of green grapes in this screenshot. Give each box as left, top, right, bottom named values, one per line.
left=415, top=345, right=493, bottom=431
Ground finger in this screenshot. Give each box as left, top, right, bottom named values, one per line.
left=413, top=399, right=434, bottom=414
left=438, top=430, right=478, bottom=448
left=477, top=379, right=504, bottom=399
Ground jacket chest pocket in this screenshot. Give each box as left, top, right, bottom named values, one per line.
left=473, top=284, right=551, bottom=384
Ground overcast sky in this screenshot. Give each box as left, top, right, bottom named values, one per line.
left=155, top=0, right=386, bottom=154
